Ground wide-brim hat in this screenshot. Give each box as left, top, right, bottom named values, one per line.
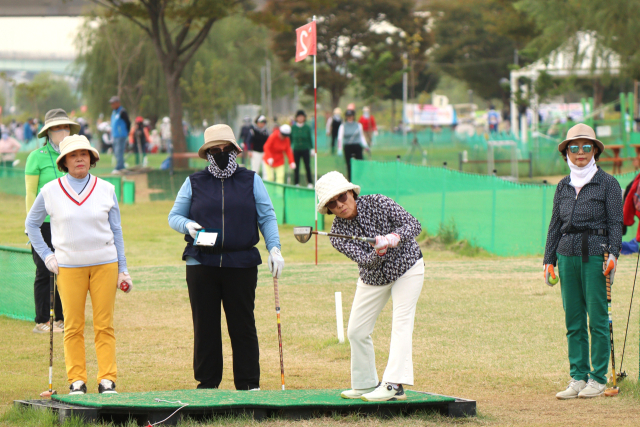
left=55, top=135, right=100, bottom=166
left=316, top=171, right=361, bottom=214
left=38, top=108, right=80, bottom=139
left=558, top=123, right=605, bottom=154
left=198, top=124, right=242, bottom=159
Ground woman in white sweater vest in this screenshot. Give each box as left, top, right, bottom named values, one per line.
left=25, top=135, right=133, bottom=395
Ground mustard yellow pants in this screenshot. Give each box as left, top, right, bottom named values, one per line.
left=57, top=262, right=118, bottom=385
left=262, top=164, right=285, bottom=184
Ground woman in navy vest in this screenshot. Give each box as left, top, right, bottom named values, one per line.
left=168, top=124, right=284, bottom=390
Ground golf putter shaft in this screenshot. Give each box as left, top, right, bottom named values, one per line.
left=273, top=277, right=285, bottom=390
left=314, top=231, right=376, bottom=244
left=604, top=250, right=619, bottom=396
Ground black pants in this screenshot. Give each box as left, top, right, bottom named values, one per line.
left=186, top=264, right=260, bottom=390
left=32, top=222, right=63, bottom=324
left=344, top=144, right=363, bottom=181
left=331, top=135, right=337, bottom=154
left=293, top=149, right=312, bottom=185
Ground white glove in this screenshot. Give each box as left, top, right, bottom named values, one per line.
left=267, top=247, right=285, bottom=278
left=373, top=236, right=389, bottom=256
left=186, top=222, right=203, bottom=239
left=267, top=158, right=274, bottom=166
left=385, top=233, right=400, bottom=248
left=290, top=162, right=296, bottom=170
left=310, top=149, right=315, bottom=157
left=373, top=130, right=379, bottom=137
left=118, top=271, right=133, bottom=293
left=45, top=254, right=59, bottom=275
left=603, top=254, right=617, bottom=285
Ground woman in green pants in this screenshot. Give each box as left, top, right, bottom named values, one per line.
left=543, top=123, right=623, bottom=399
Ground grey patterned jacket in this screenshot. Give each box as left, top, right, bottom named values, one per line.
left=543, top=167, right=623, bottom=266
left=330, top=194, right=423, bottom=286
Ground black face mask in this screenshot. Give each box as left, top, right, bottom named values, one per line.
left=213, top=152, right=231, bottom=169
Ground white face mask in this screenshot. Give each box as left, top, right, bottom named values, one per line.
left=49, top=129, right=70, bottom=145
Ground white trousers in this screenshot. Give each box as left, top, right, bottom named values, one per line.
left=250, top=151, right=264, bottom=175
left=347, top=259, right=424, bottom=389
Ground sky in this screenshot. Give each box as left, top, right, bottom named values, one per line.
left=0, top=17, right=83, bottom=57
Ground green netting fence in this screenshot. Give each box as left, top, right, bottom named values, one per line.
left=351, top=160, right=639, bottom=257
left=0, top=246, right=36, bottom=321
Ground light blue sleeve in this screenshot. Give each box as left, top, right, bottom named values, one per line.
left=25, top=193, right=53, bottom=261
left=254, top=173, right=280, bottom=251
left=168, top=177, right=195, bottom=235
left=108, top=193, right=128, bottom=273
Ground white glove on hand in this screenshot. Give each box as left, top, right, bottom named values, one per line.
left=310, top=149, right=315, bottom=157
left=186, top=222, right=203, bottom=239
left=267, top=158, right=274, bottom=166
left=45, top=254, right=59, bottom=274
left=385, top=233, right=401, bottom=248
left=373, top=236, right=389, bottom=256
left=290, top=162, right=296, bottom=170
left=603, top=254, right=617, bottom=285
left=118, top=271, right=133, bottom=293
left=268, top=247, right=285, bottom=278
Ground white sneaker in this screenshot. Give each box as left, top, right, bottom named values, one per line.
left=111, top=169, right=122, bottom=175
left=54, top=320, right=64, bottom=331
left=307, top=183, right=314, bottom=189
left=360, top=382, right=406, bottom=402
left=69, top=381, right=87, bottom=395
left=33, top=322, right=63, bottom=334
left=98, top=379, right=117, bottom=394
left=340, top=386, right=376, bottom=399
left=578, top=379, right=606, bottom=398
left=556, top=379, right=586, bottom=399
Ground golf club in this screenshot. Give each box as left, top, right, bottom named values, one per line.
left=616, top=249, right=639, bottom=382
left=40, top=272, right=57, bottom=398
left=293, top=226, right=376, bottom=244
left=273, top=277, right=285, bottom=390
left=603, top=249, right=619, bottom=397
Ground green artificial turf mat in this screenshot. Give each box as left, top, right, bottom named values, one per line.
left=53, top=389, right=454, bottom=409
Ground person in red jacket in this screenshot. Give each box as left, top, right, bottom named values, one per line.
left=622, top=173, right=640, bottom=254
left=263, top=124, right=296, bottom=184
left=358, top=106, right=377, bottom=147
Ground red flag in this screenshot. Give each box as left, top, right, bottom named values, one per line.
left=295, top=21, right=316, bottom=62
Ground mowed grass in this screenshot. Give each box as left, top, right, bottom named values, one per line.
left=1, top=193, right=640, bottom=426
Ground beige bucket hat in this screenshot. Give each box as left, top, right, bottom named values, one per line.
left=198, top=124, right=243, bottom=159
left=316, top=171, right=361, bottom=214
left=38, top=109, right=80, bottom=139
left=55, top=135, right=100, bottom=166
left=558, top=123, right=605, bottom=154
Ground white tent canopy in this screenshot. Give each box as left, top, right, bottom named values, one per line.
left=510, top=31, right=621, bottom=139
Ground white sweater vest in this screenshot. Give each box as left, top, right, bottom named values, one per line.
left=41, top=175, right=117, bottom=266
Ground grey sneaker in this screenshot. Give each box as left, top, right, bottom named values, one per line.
left=578, top=379, right=606, bottom=398
left=33, top=322, right=63, bottom=334
left=54, top=320, right=64, bottom=331
left=556, top=379, right=586, bottom=399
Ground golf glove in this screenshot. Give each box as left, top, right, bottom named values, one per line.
left=310, top=149, right=315, bottom=157
left=603, top=254, right=617, bottom=285
left=373, top=236, right=389, bottom=256
left=45, top=254, right=59, bottom=275
left=268, top=247, right=285, bottom=278
left=290, top=162, right=296, bottom=170
left=544, top=264, right=558, bottom=287
left=118, top=271, right=133, bottom=293
left=267, top=158, right=274, bottom=166
left=385, top=233, right=401, bottom=248
left=186, top=221, right=203, bottom=239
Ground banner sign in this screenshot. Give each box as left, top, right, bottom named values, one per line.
left=405, top=104, right=457, bottom=126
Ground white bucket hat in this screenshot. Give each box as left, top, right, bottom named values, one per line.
left=55, top=135, right=100, bottom=167
left=316, top=171, right=361, bottom=214
left=198, top=124, right=242, bottom=159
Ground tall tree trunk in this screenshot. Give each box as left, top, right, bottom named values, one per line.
left=331, top=84, right=341, bottom=110
left=593, top=79, right=604, bottom=109
left=165, top=71, right=188, bottom=168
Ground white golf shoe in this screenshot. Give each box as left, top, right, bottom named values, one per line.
left=578, top=379, right=606, bottom=398
left=340, top=386, right=376, bottom=399
left=555, top=379, right=586, bottom=399
left=69, top=381, right=87, bottom=395
left=360, top=382, right=406, bottom=402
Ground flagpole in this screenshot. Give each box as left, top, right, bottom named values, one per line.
left=313, top=15, right=318, bottom=266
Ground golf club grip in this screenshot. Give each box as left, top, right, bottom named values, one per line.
left=273, top=277, right=280, bottom=311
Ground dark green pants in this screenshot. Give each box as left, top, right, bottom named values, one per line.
left=557, top=254, right=609, bottom=384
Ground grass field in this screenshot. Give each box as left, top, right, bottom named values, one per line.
left=1, top=192, right=640, bottom=426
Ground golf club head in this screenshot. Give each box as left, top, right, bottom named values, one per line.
left=293, top=226, right=313, bottom=243
left=40, top=390, right=57, bottom=398
left=604, top=387, right=619, bottom=397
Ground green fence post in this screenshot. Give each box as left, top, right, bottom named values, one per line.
left=491, top=178, right=496, bottom=253
left=581, top=98, right=587, bottom=122
left=123, top=180, right=135, bottom=205
left=621, top=93, right=627, bottom=145
left=588, top=97, right=595, bottom=128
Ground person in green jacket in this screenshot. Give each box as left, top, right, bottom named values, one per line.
left=291, top=110, right=314, bottom=188
left=25, top=109, right=79, bottom=333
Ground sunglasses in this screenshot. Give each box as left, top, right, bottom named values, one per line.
left=568, top=144, right=592, bottom=153
left=325, top=192, right=349, bottom=210
left=209, top=144, right=236, bottom=155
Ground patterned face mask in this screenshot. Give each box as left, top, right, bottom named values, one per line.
left=206, top=150, right=238, bottom=179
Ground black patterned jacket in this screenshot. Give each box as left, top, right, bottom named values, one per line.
left=543, top=167, right=623, bottom=266
left=330, top=194, right=423, bottom=286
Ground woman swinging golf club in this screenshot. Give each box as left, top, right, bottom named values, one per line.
left=26, top=135, right=132, bottom=395
left=315, top=171, right=424, bottom=402
left=544, top=123, right=623, bottom=399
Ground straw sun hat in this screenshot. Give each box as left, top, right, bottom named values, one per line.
left=558, top=123, right=605, bottom=155
left=315, top=171, right=361, bottom=214
left=55, top=135, right=100, bottom=167
left=198, top=124, right=243, bottom=159
left=37, top=109, right=80, bottom=139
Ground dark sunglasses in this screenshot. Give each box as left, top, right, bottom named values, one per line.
left=209, top=144, right=236, bottom=155
left=325, top=192, right=349, bottom=210
left=568, top=144, right=592, bottom=153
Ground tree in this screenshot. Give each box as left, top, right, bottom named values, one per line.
left=15, top=73, right=79, bottom=118
left=264, top=0, right=426, bottom=108
left=90, top=0, right=251, bottom=164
